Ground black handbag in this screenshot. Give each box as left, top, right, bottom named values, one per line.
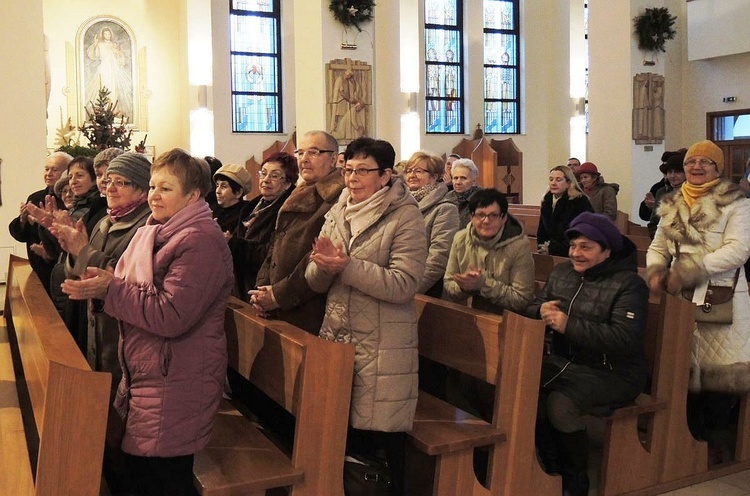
left=343, top=453, right=392, bottom=496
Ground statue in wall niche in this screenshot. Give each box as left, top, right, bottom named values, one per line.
left=326, top=58, right=372, bottom=143
left=632, top=72, right=665, bottom=144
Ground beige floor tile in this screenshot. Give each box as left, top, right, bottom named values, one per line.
left=720, top=470, right=750, bottom=491
left=658, top=478, right=748, bottom=496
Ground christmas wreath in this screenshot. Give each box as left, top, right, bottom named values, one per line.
left=329, top=0, right=375, bottom=31
left=633, top=7, right=676, bottom=53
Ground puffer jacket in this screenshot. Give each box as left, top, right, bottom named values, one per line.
left=647, top=180, right=750, bottom=393
left=257, top=169, right=345, bottom=334
left=104, top=200, right=233, bottom=457
left=537, top=191, right=593, bottom=257
left=306, top=178, right=427, bottom=432
left=527, top=237, right=649, bottom=388
left=443, top=214, right=534, bottom=314
left=416, top=182, right=460, bottom=295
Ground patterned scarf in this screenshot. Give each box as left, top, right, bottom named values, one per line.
left=681, top=178, right=721, bottom=207
left=411, top=182, right=439, bottom=203
left=108, top=196, right=148, bottom=223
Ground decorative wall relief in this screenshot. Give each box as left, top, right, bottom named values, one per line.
left=326, top=58, right=372, bottom=144
left=632, top=72, right=665, bottom=145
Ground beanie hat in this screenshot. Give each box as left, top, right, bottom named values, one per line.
left=566, top=212, right=623, bottom=253
left=93, top=147, right=125, bottom=169
left=214, top=163, right=253, bottom=195
left=576, top=162, right=599, bottom=176
left=684, top=140, right=724, bottom=174
left=107, top=152, right=152, bottom=191
left=660, top=150, right=687, bottom=174
left=53, top=174, right=69, bottom=198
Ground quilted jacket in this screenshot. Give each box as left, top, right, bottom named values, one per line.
left=537, top=191, right=594, bottom=257
left=416, top=182, right=459, bottom=295
left=443, top=214, right=535, bottom=314
left=306, top=178, right=427, bottom=432
left=647, top=180, right=750, bottom=393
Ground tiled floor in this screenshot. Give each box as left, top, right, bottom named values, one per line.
left=657, top=469, right=750, bottom=495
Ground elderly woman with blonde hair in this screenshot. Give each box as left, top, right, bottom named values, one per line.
left=537, top=165, right=593, bottom=256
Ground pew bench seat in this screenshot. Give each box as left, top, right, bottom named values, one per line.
left=607, top=393, right=667, bottom=420
left=193, top=399, right=304, bottom=495
left=410, top=391, right=506, bottom=456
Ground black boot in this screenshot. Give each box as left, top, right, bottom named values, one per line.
left=557, top=430, right=589, bottom=496
left=535, top=418, right=562, bottom=474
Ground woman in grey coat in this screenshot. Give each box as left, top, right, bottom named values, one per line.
left=306, top=137, right=427, bottom=496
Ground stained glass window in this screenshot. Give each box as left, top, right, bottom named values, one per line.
left=230, top=0, right=282, bottom=133
left=483, top=0, right=520, bottom=134
left=424, top=0, right=464, bottom=134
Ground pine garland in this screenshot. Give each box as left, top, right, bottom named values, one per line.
left=329, top=0, right=375, bottom=31
left=633, top=7, right=676, bottom=53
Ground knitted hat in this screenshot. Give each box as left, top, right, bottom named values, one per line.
left=576, top=162, right=599, bottom=176
left=93, top=147, right=125, bottom=169
left=566, top=212, right=623, bottom=253
left=660, top=150, right=687, bottom=174
left=53, top=174, right=69, bottom=198
left=107, top=152, right=152, bottom=191
left=684, top=140, right=724, bottom=174
left=214, top=163, right=253, bottom=194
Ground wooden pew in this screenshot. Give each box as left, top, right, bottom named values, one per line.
left=409, top=294, right=559, bottom=496
left=1, top=255, right=111, bottom=496
left=193, top=296, right=355, bottom=496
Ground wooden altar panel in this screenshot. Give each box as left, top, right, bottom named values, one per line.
left=490, top=138, right=523, bottom=203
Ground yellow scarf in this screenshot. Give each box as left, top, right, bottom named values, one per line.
left=681, top=178, right=721, bottom=207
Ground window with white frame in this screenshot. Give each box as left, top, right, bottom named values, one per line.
left=483, top=0, right=520, bottom=134
left=229, top=0, right=282, bottom=133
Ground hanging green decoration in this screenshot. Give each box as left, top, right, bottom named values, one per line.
left=633, top=7, right=677, bottom=53
left=329, top=0, right=375, bottom=31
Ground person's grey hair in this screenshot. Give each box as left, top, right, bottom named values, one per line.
left=47, top=151, right=73, bottom=166
left=451, top=158, right=478, bottom=179
left=303, top=130, right=338, bottom=153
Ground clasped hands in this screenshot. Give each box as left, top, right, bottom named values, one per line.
left=647, top=268, right=683, bottom=295
left=310, top=236, right=349, bottom=276
left=453, top=265, right=484, bottom=293
left=24, top=195, right=72, bottom=230
left=540, top=300, right=568, bottom=334
left=60, top=266, right=114, bottom=301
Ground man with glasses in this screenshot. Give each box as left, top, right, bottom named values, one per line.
left=9, top=151, right=72, bottom=295
left=443, top=188, right=534, bottom=315
left=252, top=130, right=345, bottom=335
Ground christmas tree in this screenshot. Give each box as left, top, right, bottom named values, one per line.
left=79, top=86, right=132, bottom=151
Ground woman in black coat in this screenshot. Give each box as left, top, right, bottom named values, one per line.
left=528, top=212, right=649, bottom=496
left=227, top=152, right=298, bottom=300
left=536, top=165, right=593, bottom=256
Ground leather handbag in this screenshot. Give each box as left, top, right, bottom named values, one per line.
left=343, top=454, right=392, bottom=496
left=682, top=269, right=740, bottom=325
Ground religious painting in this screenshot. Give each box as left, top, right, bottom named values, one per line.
left=326, top=58, right=373, bottom=144
left=632, top=73, right=665, bottom=144
left=79, top=17, right=136, bottom=127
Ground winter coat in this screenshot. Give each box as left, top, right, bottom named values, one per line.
left=647, top=182, right=678, bottom=239
left=584, top=176, right=619, bottom=220
left=639, top=178, right=666, bottom=221
left=416, top=182, right=460, bottom=296
left=527, top=237, right=649, bottom=415
left=445, top=185, right=481, bottom=228
left=104, top=200, right=233, bottom=457
left=256, top=169, right=346, bottom=334
left=227, top=187, right=294, bottom=300
left=306, top=178, right=427, bottom=432
left=647, top=180, right=750, bottom=393
left=66, top=202, right=151, bottom=393
left=443, top=214, right=535, bottom=314
left=537, top=191, right=593, bottom=257
left=8, top=187, right=58, bottom=295
left=211, top=200, right=247, bottom=233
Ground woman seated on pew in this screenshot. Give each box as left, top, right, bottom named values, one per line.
left=536, top=164, right=593, bottom=257
left=443, top=187, right=534, bottom=314
left=306, top=137, right=427, bottom=496
left=227, top=152, right=297, bottom=299
left=647, top=140, right=750, bottom=463
left=61, top=148, right=234, bottom=496
left=528, top=212, right=649, bottom=496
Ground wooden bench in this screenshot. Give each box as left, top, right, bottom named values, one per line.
left=408, top=294, right=558, bottom=496
left=193, top=296, right=355, bottom=496
left=1, top=255, right=111, bottom=496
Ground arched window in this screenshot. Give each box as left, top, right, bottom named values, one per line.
left=229, top=0, right=283, bottom=133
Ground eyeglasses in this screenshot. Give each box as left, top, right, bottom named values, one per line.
left=293, top=148, right=335, bottom=158
left=404, top=168, right=430, bottom=175
left=472, top=212, right=502, bottom=221
left=341, top=167, right=380, bottom=177
left=102, top=179, right=134, bottom=189
left=684, top=158, right=716, bottom=168
left=258, top=170, right=286, bottom=181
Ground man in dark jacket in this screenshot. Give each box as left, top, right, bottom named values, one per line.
left=528, top=212, right=649, bottom=496
left=8, top=152, right=71, bottom=294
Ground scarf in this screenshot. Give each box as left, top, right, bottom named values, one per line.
left=344, top=186, right=390, bottom=247
left=681, top=178, right=721, bottom=208
left=411, top=182, right=439, bottom=203
left=108, top=196, right=148, bottom=223
left=242, top=190, right=288, bottom=229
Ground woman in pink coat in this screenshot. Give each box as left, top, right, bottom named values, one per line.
left=63, top=148, right=234, bottom=495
